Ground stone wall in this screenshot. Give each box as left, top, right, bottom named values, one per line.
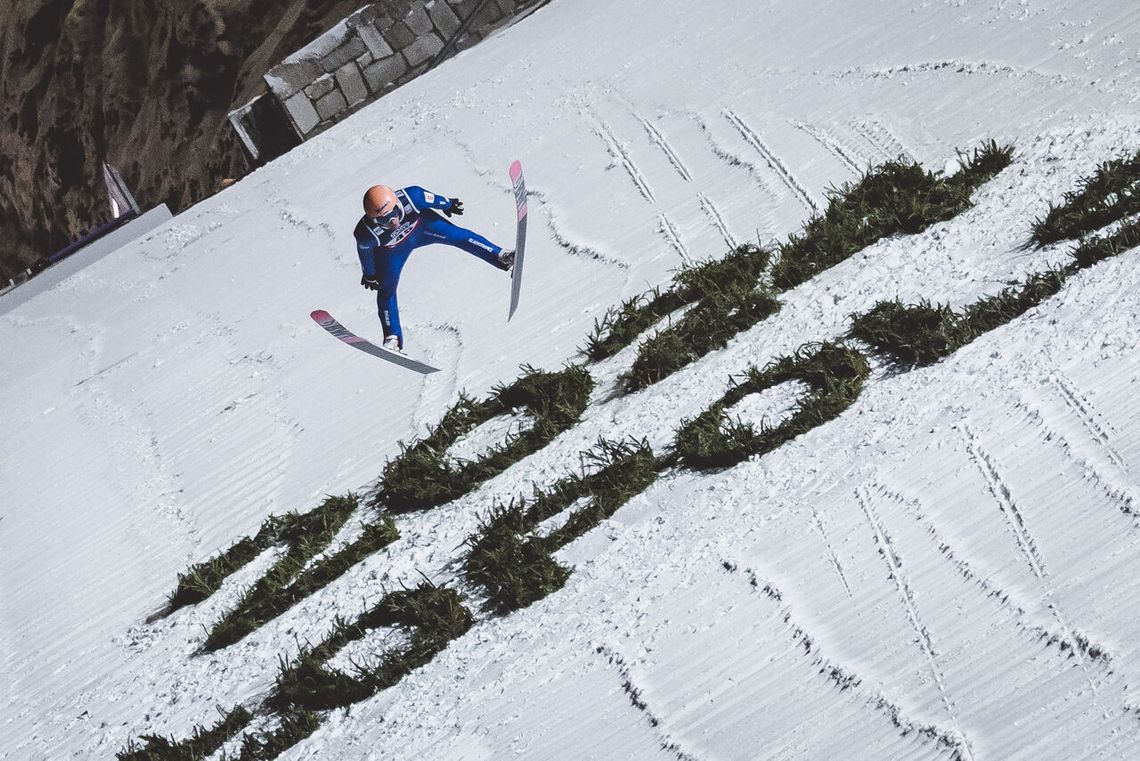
left=263, top=0, right=533, bottom=140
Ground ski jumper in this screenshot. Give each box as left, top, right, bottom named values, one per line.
left=354, top=186, right=507, bottom=348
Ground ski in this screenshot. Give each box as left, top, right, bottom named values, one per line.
left=310, top=309, right=440, bottom=374
left=508, top=160, right=528, bottom=320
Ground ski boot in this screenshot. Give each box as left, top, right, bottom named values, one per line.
left=497, top=248, right=515, bottom=271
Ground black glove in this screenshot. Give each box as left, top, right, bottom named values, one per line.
left=444, top=198, right=464, bottom=217
left=360, top=274, right=379, bottom=291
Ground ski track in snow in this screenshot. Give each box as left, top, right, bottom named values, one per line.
left=121, top=390, right=204, bottom=556
left=725, top=565, right=968, bottom=760
left=592, top=116, right=657, bottom=203
left=960, top=425, right=1049, bottom=582
left=806, top=502, right=854, bottom=599
left=593, top=644, right=703, bottom=761
left=1016, top=397, right=1139, bottom=519
left=852, top=117, right=917, bottom=163
left=452, top=134, right=634, bottom=274
left=143, top=204, right=247, bottom=267
left=158, top=334, right=298, bottom=528
left=793, top=120, right=866, bottom=175
left=592, top=109, right=696, bottom=266
left=959, top=424, right=1113, bottom=712
left=263, top=187, right=349, bottom=268
left=624, top=99, right=743, bottom=256
left=410, top=321, right=465, bottom=439
left=528, top=187, right=633, bottom=272
left=687, top=111, right=776, bottom=194
left=685, top=110, right=781, bottom=239
left=66, top=325, right=204, bottom=563
left=697, top=193, right=737, bottom=250
left=723, top=108, right=821, bottom=214
left=829, top=59, right=1118, bottom=96
left=635, top=113, right=694, bottom=183
left=854, top=484, right=977, bottom=761
left=73, top=351, right=142, bottom=387
left=871, top=480, right=1114, bottom=668
left=657, top=212, right=692, bottom=264
left=448, top=133, right=498, bottom=181
left=1048, top=371, right=1130, bottom=475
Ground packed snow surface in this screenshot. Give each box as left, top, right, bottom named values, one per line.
left=3, top=0, right=1140, bottom=758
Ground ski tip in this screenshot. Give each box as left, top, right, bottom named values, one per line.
left=310, top=309, right=331, bottom=321
left=509, top=160, right=523, bottom=180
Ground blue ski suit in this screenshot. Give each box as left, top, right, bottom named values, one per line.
left=354, top=186, right=507, bottom=348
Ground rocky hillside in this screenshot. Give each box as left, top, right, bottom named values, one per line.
left=0, top=0, right=368, bottom=282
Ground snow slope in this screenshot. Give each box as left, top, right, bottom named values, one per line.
left=3, top=0, right=1140, bottom=758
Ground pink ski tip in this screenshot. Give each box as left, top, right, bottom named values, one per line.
left=310, top=309, right=331, bottom=321
left=509, top=160, right=523, bottom=181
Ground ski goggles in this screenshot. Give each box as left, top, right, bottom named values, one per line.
left=371, top=204, right=404, bottom=227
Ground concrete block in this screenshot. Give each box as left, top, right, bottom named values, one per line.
left=452, top=0, right=482, bottom=17
left=304, top=73, right=336, bottom=100
left=352, top=4, right=380, bottom=26
left=405, top=7, right=434, bottom=36
left=283, top=93, right=321, bottom=135
left=468, top=1, right=503, bottom=34
left=363, top=53, right=409, bottom=92
left=335, top=62, right=368, bottom=106
left=320, top=36, right=367, bottom=73
left=427, top=1, right=461, bottom=37
left=357, top=21, right=394, bottom=58
left=265, top=58, right=323, bottom=99
left=387, top=21, right=418, bottom=50
left=403, top=33, right=444, bottom=67
left=314, top=88, right=348, bottom=121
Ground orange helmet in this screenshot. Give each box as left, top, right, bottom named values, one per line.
left=363, top=185, right=402, bottom=227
